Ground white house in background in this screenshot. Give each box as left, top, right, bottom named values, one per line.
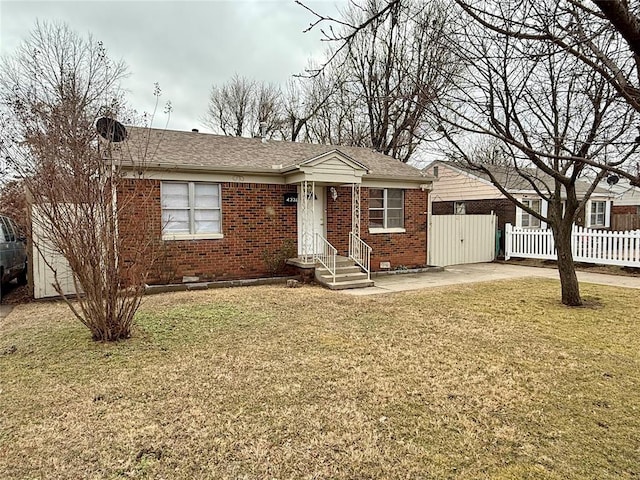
left=424, top=161, right=615, bottom=235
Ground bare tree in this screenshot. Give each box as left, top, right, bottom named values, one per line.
left=280, top=75, right=345, bottom=142
left=434, top=4, right=638, bottom=306
left=203, top=74, right=285, bottom=138
left=0, top=180, right=28, bottom=231
left=299, top=0, right=640, bottom=306
left=453, top=1, right=640, bottom=164
left=203, top=74, right=254, bottom=136
left=303, top=0, right=640, bottom=124
left=299, top=0, right=456, bottom=162
left=0, top=21, right=166, bottom=341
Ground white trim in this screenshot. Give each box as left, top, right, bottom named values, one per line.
left=295, top=149, right=369, bottom=171
left=587, top=199, right=608, bottom=228
left=297, top=183, right=325, bottom=256
left=368, top=188, right=404, bottom=230
left=517, top=198, right=542, bottom=229
left=162, top=233, right=224, bottom=241
left=515, top=200, right=523, bottom=228
left=126, top=170, right=284, bottom=184
left=123, top=167, right=430, bottom=190
left=369, top=227, right=406, bottom=234
left=161, top=181, right=222, bottom=236
left=510, top=189, right=612, bottom=199
left=361, top=179, right=427, bottom=189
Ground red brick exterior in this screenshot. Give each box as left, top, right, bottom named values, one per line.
left=118, top=180, right=298, bottom=283
left=612, top=205, right=639, bottom=215
left=326, top=186, right=428, bottom=269
left=118, top=180, right=428, bottom=283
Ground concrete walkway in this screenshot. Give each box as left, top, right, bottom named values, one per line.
left=341, top=263, right=640, bottom=296
left=0, top=305, right=13, bottom=319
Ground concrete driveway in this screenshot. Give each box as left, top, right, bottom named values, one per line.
left=0, top=305, right=13, bottom=319
left=341, top=262, right=640, bottom=295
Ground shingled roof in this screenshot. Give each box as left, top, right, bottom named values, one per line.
left=431, top=160, right=611, bottom=197
left=121, top=127, right=428, bottom=181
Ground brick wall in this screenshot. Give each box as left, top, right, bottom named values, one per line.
left=432, top=198, right=515, bottom=233
left=119, top=180, right=429, bottom=282
left=118, top=180, right=298, bottom=283
left=326, top=186, right=428, bottom=270
left=612, top=205, right=639, bottom=215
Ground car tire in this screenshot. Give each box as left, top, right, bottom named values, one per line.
left=17, top=265, right=27, bottom=286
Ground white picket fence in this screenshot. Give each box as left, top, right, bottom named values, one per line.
left=505, top=223, right=640, bottom=267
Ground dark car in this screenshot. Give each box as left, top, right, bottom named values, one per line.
left=0, top=214, right=27, bottom=287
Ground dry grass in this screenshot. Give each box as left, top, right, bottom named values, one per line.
left=0, top=279, right=639, bottom=479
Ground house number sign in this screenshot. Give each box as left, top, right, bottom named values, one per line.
left=283, top=193, right=298, bottom=206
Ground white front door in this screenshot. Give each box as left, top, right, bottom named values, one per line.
left=297, top=185, right=325, bottom=255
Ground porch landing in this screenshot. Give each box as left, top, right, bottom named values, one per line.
left=287, top=255, right=375, bottom=290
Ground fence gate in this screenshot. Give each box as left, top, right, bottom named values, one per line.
left=428, top=214, right=497, bottom=267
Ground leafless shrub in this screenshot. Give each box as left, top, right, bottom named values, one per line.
left=0, top=21, right=169, bottom=341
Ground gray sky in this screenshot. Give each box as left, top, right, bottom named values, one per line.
left=0, top=0, right=344, bottom=132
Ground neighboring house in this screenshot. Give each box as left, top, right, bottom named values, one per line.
left=423, top=161, right=614, bottom=235
left=600, top=178, right=640, bottom=230
left=602, top=178, right=640, bottom=215
left=115, top=128, right=433, bottom=285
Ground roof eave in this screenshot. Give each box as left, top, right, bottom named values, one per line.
left=121, top=162, right=284, bottom=175
left=366, top=173, right=435, bottom=183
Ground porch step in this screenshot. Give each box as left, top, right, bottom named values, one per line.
left=314, top=257, right=374, bottom=290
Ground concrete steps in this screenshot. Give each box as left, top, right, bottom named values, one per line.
left=315, top=256, right=374, bottom=290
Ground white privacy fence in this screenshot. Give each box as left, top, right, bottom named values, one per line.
left=505, top=223, right=640, bottom=267
left=429, top=214, right=497, bottom=267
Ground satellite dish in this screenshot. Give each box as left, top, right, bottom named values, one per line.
left=607, top=175, right=619, bottom=186
left=96, top=117, right=127, bottom=142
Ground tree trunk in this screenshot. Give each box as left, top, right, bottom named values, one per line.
left=553, top=224, right=582, bottom=306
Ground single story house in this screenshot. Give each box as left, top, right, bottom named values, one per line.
left=115, top=128, right=434, bottom=287
left=602, top=178, right=640, bottom=215
left=601, top=177, right=640, bottom=230
left=423, top=160, right=615, bottom=235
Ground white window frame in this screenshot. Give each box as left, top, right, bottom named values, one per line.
left=368, top=188, right=406, bottom=233
left=520, top=199, right=541, bottom=228
left=589, top=200, right=606, bottom=228
left=454, top=201, right=466, bottom=215
left=161, top=181, right=223, bottom=240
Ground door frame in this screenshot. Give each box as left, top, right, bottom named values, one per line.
left=297, top=184, right=326, bottom=255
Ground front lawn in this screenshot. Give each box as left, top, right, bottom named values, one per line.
left=0, top=279, right=638, bottom=479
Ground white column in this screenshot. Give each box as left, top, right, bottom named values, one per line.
left=351, top=183, right=361, bottom=237
left=300, top=180, right=315, bottom=261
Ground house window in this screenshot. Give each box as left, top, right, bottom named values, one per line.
left=369, top=188, right=404, bottom=230
left=454, top=201, right=466, bottom=215
left=521, top=199, right=541, bottom=228
left=590, top=201, right=606, bottom=227
left=161, top=182, right=221, bottom=238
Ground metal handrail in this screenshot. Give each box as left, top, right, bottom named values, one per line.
left=314, top=233, right=337, bottom=283
left=349, top=232, right=372, bottom=280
